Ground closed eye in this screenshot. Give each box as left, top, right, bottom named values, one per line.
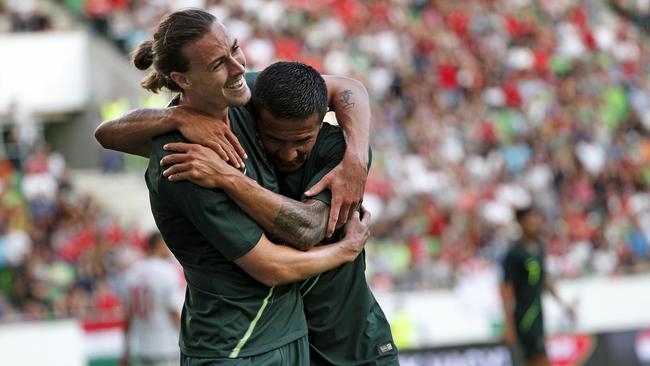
left=210, top=39, right=240, bottom=71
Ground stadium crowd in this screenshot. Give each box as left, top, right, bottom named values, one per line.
left=1, top=0, right=650, bottom=319
left=0, top=143, right=146, bottom=320
left=79, top=0, right=650, bottom=289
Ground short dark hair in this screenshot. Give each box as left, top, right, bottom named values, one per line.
left=252, top=61, right=328, bottom=123
left=147, top=232, right=164, bottom=252
left=515, top=207, right=536, bottom=222
left=132, top=9, right=216, bottom=93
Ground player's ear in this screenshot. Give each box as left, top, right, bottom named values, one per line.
left=170, top=71, right=191, bottom=89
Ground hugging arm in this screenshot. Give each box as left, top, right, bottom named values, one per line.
left=164, top=176, right=370, bottom=286
left=94, top=106, right=246, bottom=166
left=95, top=108, right=176, bottom=157
left=235, top=209, right=369, bottom=287
left=313, top=75, right=372, bottom=236
left=161, top=142, right=330, bottom=250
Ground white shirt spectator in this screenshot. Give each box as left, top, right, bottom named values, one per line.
left=47, top=151, right=66, bottom=181
left=556, top=22, right=586, bottom=59
left=4, top=230, right=31, bottom=266
left=594, top=25, right=616, bottom=51
left=576, top=141, right=606, bottom=175
left=22, top=174, right=57, bottom=201
left=124, top=257, right=184, bottom=361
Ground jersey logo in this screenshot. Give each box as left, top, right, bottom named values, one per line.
left=525, top=258, right=541, bottom=285
left=377, top=342, right=394, bottom=354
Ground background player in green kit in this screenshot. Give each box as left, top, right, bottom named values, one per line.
left=95, top=9, right=374, bottom=365
left=501, top=207, right=576, bottom=366
left=160, top=62, right=399, bottom=365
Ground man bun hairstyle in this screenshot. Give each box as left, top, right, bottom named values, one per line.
left=132, top=9, right=216, bottom=93
left=132, top=40, right=154, bottom=70
left=252, top=61, right=328, bottom=123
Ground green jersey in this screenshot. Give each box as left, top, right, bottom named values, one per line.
left=503, top=242, right=545, bottom=335
left=278, top=123, right=398, bottom=365
left=145, top=72, right=307, bottom=358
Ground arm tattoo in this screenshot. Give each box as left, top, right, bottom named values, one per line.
left=340, top=89, right=356, bottom=110
left=273, top=200, right=328, bottom=251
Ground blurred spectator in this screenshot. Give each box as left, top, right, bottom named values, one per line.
left=122, top=232, right=183, bottom=366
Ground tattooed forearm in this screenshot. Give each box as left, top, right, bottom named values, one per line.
left=339, top=89, right=356, bottom=110
left=272, top=200, right=329, bottom=251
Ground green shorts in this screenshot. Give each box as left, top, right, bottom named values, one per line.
left=181, top=336, right=309, bottom=366
left=516, top=316, right=546, bottom=360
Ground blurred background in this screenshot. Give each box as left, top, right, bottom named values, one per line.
left=1, top=0, right=650, bottom=365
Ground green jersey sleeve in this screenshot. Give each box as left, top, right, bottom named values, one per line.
left=158, top=163, right=264, bottom=261
left=164, top=179, right=263, bottom=260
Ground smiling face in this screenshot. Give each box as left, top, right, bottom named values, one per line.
left=177, top=22, right=251, bottom=110
left=257, top=108, right=322, bottom=173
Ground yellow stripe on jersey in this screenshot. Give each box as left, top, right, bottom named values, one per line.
left=301, top=274, right=321, bottom=297
left=229, top=286, right=275, bottom=358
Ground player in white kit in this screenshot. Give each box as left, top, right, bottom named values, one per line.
left=122, top=232, right=184, bottom=366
